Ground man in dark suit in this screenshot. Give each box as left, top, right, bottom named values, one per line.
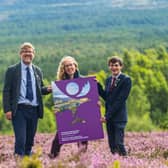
left=3, top=42, right=51, bottom=157
left=98, top=56, right=132, bottom=156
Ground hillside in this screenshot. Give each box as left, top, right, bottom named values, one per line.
left=0, top=0, right=168, bottom=79
left=1, top=1, right=168, bottom=132
left=0, top=0, right=168, bottom=47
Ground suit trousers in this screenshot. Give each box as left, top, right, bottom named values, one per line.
left=106, top=121, right=127, bottom=155
left=12, top=104, right=38, bottom=156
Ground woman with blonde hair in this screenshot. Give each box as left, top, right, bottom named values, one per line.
left=48, top=56, right=88, bottom=159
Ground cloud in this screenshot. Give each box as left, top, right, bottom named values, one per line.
left=109, top=0, right=168, bottom=9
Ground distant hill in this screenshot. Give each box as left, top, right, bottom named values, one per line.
left=110, top=0, right=168, bottom=9
left=0, top=0, right=168, bottom=80
left=0, top=0, right=168, bottom=44
left=0, top=1, right=168, bottom=135
left=1, top=0, right=168, bottom=9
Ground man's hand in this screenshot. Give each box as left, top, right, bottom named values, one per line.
left=100, top=116, right=106, bottom=123
left=47, top=85, right=52, bottom=92
left=5, top=111, right=12, bottom=120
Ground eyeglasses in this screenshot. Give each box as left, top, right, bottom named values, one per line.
left=21, top=50, right=34, bottom=53
left=64, top=63, right=74, bottom=68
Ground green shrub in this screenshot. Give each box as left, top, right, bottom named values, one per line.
left=126, top=113, right=157, bottom=132
left=38, top=107, right=56, bottom=133
left=17, top=149, right=42, bottom=168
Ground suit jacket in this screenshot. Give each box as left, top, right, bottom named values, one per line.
left=3, top=62, right=50, bottom=118
left=98, top=73, right=132, bottom=122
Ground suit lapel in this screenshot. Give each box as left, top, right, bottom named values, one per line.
left=32, top=65, right=41, bottom=91
left=116, top=73, right=125, bottom=87
left=106, top=74, right=126, bottom=93
left=15, top=63, right=21, bottom=94
left=109, top=74, right=125, bottom=91
left=106, top=76, right=112, bottom=91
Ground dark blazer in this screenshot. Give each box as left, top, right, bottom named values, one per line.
left=3, top=62, right=49, bottom=118
left=98, top=73, right=132, bottom=122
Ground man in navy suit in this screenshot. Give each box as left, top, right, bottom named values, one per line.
left=98, top=56, right=132, bottom=156
left=3, top=42, right=51, bottom=157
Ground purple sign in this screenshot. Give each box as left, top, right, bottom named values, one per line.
left=51, top=76, right=104, bottom=144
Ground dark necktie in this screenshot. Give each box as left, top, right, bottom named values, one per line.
left=26, top=67, right=33, bottom=101
left=110, top=77, right=116, bottom=91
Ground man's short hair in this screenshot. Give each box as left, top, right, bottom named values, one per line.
left=20, top=42, right=35, bottom=51
left=108, top=56, right=123, bottom=66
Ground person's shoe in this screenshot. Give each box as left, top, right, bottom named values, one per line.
left=82, top=144, right=87, bottom=153
left=48, top=153, right=55, bottom=159
left=14, top=154, right=23, bottom=161
left=48, top=153, right=59, bottom=159
left=119, top=151, right=127, bottom=156
left=25, top=151, right=34, bottom=156
left=78, top=144, right=87, bottom=153
left=111, top=148, right=117, bottom=154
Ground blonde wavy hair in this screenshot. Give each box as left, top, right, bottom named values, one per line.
left=57, top=56, right=79, bottom=80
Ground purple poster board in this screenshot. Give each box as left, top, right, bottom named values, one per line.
left=51, top=76, right=104, bottom=144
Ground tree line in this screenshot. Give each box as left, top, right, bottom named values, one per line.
left=0, top=45, right=168, bottom=134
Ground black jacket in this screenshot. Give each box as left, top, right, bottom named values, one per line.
left=98, top=73, right=132, bottom=122
left=3, top=62, right=50, bottom=118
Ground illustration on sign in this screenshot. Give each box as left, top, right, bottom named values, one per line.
left=51, top=76, right=104, bottom=144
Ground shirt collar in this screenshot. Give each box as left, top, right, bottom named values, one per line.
left=21, top=61, right=33, bottom=70
left=112, top=72, right=121, bottom=79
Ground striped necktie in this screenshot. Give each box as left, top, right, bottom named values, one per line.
left=110, top=77, right=116, bottom=91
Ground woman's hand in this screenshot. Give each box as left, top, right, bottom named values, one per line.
left=100, top=116, right=106, bottom=123
left=54, top=108, right=60, bottom=114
